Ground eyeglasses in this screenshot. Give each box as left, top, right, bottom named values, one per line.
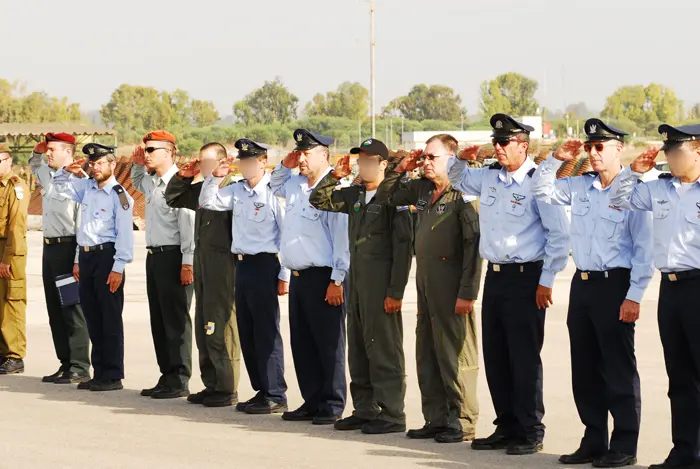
left=145, top=147, right=169, bottom=154
left=492, top=138, right=517, bottom=147
left=0, top=157, right=12, bottom=163
left=583, top=142, right=616, bottom=153
left=421, top=153, right=453, bottom=161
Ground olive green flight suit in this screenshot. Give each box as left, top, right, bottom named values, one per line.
left=376, top=170, right=482, bottom=433
left=310, top=172, right=413, bottom=425
left=165, top=175, right=240, bottom=395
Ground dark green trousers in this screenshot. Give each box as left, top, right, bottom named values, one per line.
left=347, top=259, right=406, bottom=424
left=146, top=248, right=194, bottom=390
left=415, top=258, right=479, bottom=432
left=42, top=240, right=90, bottom=374
left=194, top=248, right=240, bottom=394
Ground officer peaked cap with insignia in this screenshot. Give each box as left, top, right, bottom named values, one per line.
left=584, top=118, right=627, bottom=143
left=235, top=138, right=270, bottom=159
left=293, top=128, right=334, bottom=151
left=350, top=138, right=389, bottom=160
left=658, top=123, right=700, bottom=152
left=82, top=143, right=117, bottom=160
left=490, top=113, right=535, bottom=138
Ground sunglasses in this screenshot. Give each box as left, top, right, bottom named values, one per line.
left=492, top=138, right=516, bottom=147
left=145, top=146, right=169, bottom=154
left=420, top=153, right=452, bottom=161
left=584, top=142, right=614, bottom=153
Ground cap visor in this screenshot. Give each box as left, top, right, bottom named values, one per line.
left=349, top=147, right=361, bottom=154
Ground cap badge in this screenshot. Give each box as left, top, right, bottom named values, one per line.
left=88, top=147, right=95, bottom=155
left=364, top=139, right=372, bottom=145
left=495, top=120, right=503, bottom=129
left=241, top=143, right=248, bottom=152
left=589, top=124, right=597, bottom=134
left=296, top=133, right=303, bottom=142
left=662, top=132, right=668, bottom=141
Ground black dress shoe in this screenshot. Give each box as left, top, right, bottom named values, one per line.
left=282, top=407, right=316, bottom=422
left=0, top=358, right=24, bottom=375
left=141, top=380, right=166, bottom=397
left=55, top=371, right=91, bottom=384
left=90, top=379, right=123, bottom=392
left=407, top=425, right=451, bottom=439
left=245, top=399, right=288, bottom=414
left=335, top=415, right=372, bottom=431
left=78, top=379, right=96, bottom=390
left=472, top=431, right=516, bottom=450
left=203, top=392, right=237, bottom=408
left=313, top=412, right=340, bottom=425
left=648, top=458, right=698, bottom=468
left=187, top=389, right=214, bottom=404
left=506, top=440, right=544, bottom=455
left=592, top=451, right=637, bottom=468
left=42, top=369, right=64, bottom=383
left=151, top=386, right=189, bottom=399
left=559, top=448, right=606, bottom=465
left=434, top=428, right=475, bottom=443
left=361, top=420, right=406, bottom=435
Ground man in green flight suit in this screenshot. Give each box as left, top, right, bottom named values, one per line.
left=164, top=142, right=241, bottom=407
left=310, top=138, right=413, bottom=434
left=375, top=133, right=482, bottom=443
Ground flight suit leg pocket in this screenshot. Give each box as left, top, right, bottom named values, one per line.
left=6, top=279, right=26, bottom=301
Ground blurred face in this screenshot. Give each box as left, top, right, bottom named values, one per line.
left=356, top=151, right=387, bottom=183
left=585, top=140, right=622, bottom=172
left=238, top=155, right=267, bottom=180
left=298, top=146, right=329, bottom=178
left=422, top=141, right=452, bottom=181
left=144, top=141, right=173, bottom=170
left=198, top=148, right=220, bottom=178
left=46, top=142, right=73, bottom=169
left=665, top=143, right=700, bottom=177
left=89, top=157, right=116, bottom=183
left=0, top=153, right=12, bottom=178
left=493, top=136, right=528, bottom=167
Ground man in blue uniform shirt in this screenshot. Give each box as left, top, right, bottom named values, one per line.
left=52, top=143, right=134, bottom=392
left=270, top=129, right=350, bottom=425
left=532, top=119, right=654, bottom=468
left=610, top=124, right=700, bottom=469
left=198, top=138, right=290, bottom=415
left=447, top=114, right=570, bottom=455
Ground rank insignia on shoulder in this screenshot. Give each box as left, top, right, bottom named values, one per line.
left=527, top=168, right=536, bottom=177
left=14, top=185, right=23, bottom=200
left=113, top=185, right=130, bottom=210
left=488, top=162, right=502, bottom=170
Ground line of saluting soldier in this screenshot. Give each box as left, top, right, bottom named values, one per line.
left=0, top=114, right=699, bottom=469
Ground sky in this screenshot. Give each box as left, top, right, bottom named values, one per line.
left=3, top=0, right=699, bottom=117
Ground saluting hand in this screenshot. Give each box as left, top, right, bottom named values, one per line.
left=106, top=271, right=123, bottom=294
left=179, top=160, right=200, bottom=179
left=326, top=282, right=344, bottom=307
left=630, top=147, right=660, bottom=174
left=0, top=263, right=11, bottom=279
left=132, top=146, right=146, bottom=166
left=619, top=299, right=640, bottom=323
left=212, top=157, right=233, bottom=178
left=536, top=285, right=553, bottom=310
left=333, top=155, right=352, bottom=180
left=384, top=297, right=402, bottom=314
left=553, top=140, right=584, bottom=162
left=396, top=149, right=425, bottom=174
left=457, top=145, right=480, bottom=162
left=34, top=141, right=48, bottom=154
left=282, top=150, right=302, bottom=169
left=278, top=280, right=289, bottom=296
left=181, top=265, right=194, bottom=286
left=65, top=158, right=87, bottom=176
left=72, top=263, right=80, bottom=282
left=455, top=298, right=474, bottom=315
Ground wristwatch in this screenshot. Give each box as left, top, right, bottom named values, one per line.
left=334, top=280, right=342, bottom=287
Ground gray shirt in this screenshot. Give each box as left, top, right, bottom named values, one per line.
left=131, top=163, right=195, bottom=265
left=29, top=151, right=81, bottom=262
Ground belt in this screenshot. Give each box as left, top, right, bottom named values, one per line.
left=81, top=242, right=114, bottom=252
left=661, top=269, right=700, bottom=282
left=576, top=268, right=630, bottom=281
left=488, top=260, right=543, bottom=274
left=291, top=266, right=332, bottom=277
left=44, top=236, right=76, bottom=245
left=234, top=252, right=278, bottom=261
left=146, top=245, right=179, bottom=254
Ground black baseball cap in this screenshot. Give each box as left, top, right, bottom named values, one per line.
left=350, top=138, right=389, bottom=160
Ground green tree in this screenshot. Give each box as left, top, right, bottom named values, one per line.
left=233, top=78, right=298, bottom=125
left=601, top=83, right=682, bottom=134
left=479, top=73, right=539, bottom=117
left=687, top=103, right=700, bottom=121
left=382, top=84, right=465, bottom=121
left=190, top=100, right=220, bottom=127
left=305, top=82, right=369, bottom=121
left=0, top=79, right=82, bottom=124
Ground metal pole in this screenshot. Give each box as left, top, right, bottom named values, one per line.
left=385, top=124, right=388, bottom=143
left=390, top=118, right=393, bottom=148
left=370, top=0, right=376, bottom=138
left=358, top=118, right=362, bottom=146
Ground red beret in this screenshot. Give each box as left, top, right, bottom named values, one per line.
left=45, top=132, right=76, bottom=145
left=143, top=130, right=177, bottom=145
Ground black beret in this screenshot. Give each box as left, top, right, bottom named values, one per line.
left=490, top=113, right=535, bottom=138
left=234, top=139, right=270, bottom=159
left=83, top=143, right=116, bottom=160
left=293, top=129, right=334, bottom=150
left=659, top=124, right=700, bottom=152
left=584, top=118, right=628, bottom=143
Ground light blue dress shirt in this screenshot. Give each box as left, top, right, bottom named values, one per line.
left=52, top=169, right=134, bottom=274
left=532, top=156, right=654, bottom=302
left=199, top=172, right=290, bottom=282
left=269, top=164, right=350, bottom=283
left=447, top=157, right=570, bottom=288
left=131, top=164, right=195, bottom=265
left=610, top=167, right=700, bottom=272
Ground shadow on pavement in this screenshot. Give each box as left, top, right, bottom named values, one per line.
left=1, top=375, right=648, bottom=469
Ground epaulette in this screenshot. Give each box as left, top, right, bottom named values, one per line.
left=113, top=185, right=130, bottom=210
left=10, top=176, right=19, bottom=184
left=582, top=171, right=599, bottom=177
left=659, top=173, right=673, bottom=179
left=488, top=162, right=502, bottom=170
left=527, top=168, right=536, bottom=177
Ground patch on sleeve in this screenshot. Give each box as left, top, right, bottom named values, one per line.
left=205, top=322, right=216, bottom=335
left=396, top=205, right=410, bottom=212
left=14, top=185, right=24, bottom=200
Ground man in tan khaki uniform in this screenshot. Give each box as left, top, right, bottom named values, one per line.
left=0, top=146, right=30, bottom=375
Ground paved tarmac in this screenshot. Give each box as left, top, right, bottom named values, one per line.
left=0, top=232, right=671, bottom=468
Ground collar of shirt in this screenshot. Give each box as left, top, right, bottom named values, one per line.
left=0, top=171, right=15, bottom=186
left=90, top=175, right=118, bottom=193
left=670, top=178, right=700, bottom=190
left=243, top=172, right=270, bottom=195
left=156, top=164, right=178, bottom=187
left=299, top=167, right=333, bottom=191
left=591, top=166, right=624, bottom=192
left=497, top=158, right=535, bottom=186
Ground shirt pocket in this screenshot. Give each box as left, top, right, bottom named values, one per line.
left=505, top=199, right=526, bottom=217
left=684, top=206, right=700, bottom=226
left=652, top=203, right=670, bottom=220
left=50, top=192, right=68, bottom=202
left=232, top=197, right=243, bottom=217
left=599, top=207, right=625, bottom=239
left=301, top=205, right=321, bottom=222
left=480, top=194, right=496, bottom=207
left=247, top=203, right=268, bottom=223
